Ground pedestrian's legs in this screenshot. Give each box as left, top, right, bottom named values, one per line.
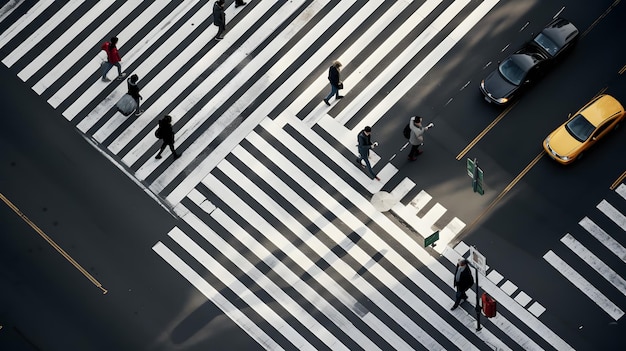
left=361, top=152, right=376, bottom=179
left=114, top=62, right=122, bottom=76
left=324, top=84, right=338, bottom=103
left=408, top=143, right=422, bottom=159
left=451, top=289, right=463, bottom=310
left=216, top=24, right=226, bottom=39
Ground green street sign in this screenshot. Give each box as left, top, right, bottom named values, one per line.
left=424, top=231, right=439, bottom=247
left=467, top=158, right=485, bottom=195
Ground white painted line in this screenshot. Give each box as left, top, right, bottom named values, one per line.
left=3, top=1, right=84, bottom=67
left=598, top=199, right=626, bottom=231
left=204, top=171, right=412, bottom=351
left=352, top=0, right=501, bottom=134
left=168, top=227, right=341, bottom=351
left=390, top=177, right=416, bottom=203
left=561, top=233, right=626, bottom=297
left=409, top=190, right=432, bottom=213
left=486, top=270, right=504, bottom=285
left=163, top=0, right=380, bottom=203
left=51, top=1, right=201, bottom=110
left=0, top=0, right=53, bottom=50
left=315, top=114, right=381, bottom=165
left=443, top=246, right=543, bottom=350
left=74, top=0, right=215, bottom=125
left=335, top=0, right=466, bottom=126
left=543, top=250, right=624, bottom=320
left=579, top=217, right=626, bottom=263
left=420, top=203, right=446, bottom=231
left=528, top=302, right=546, bottom=318
left=500, top=281, right=518, bottom=295
left=243, top=118, right=523, bottom=350
left=223, top=141, right=482, bottom=350
left=127, top=0, right=332, bottom=180
left=453, top=241, right=470, bottom=255
left=186, top=188, right=205, bottom=206
left=296, top=0, right=417, bottom=126
left=616, top=183, right=626, bottom=200
left=17, top=1, right=115, bottom=81
left=0, top=0, right=25, bottom=25
left=102, top=0, right=283, bottom=151
left=279, top=116, right=394, bottom=193
left=152, top=241, right=284, bottom=351
left=433, top=217, right=465, bottom=254
left=514, top=291, right=532, bottom=307
left=32, top=1, right=143, bottom=94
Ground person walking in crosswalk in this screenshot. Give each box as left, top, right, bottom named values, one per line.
left=407, top=116, right=434, bottom=161
left=213, top=0, right=226, bottom=41
left=323, top=60, right=344, bottom=106
left=101, top=37, right=127, bottom=82
left=356, top=126, right=380, bottom=181
left=127, top=74, right=143, bottom=116
left=155, top=115, right=181, bottom=160
left=451, top=258, right=474, bottom=310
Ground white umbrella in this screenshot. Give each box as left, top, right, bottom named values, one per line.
left=370, top=191, right=397, bottom=212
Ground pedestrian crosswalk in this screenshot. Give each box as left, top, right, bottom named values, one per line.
left=544, top=184, right=626, bottom=321
left=0, top=0, right=588, bottom=349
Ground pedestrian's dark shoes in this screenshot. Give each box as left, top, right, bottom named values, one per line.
left=336, top=95, right=344, bottom=99
left=323, top=99, right=330, bottom=106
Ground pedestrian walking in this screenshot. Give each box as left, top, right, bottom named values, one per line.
left=213, top=0, right=226, bottom=41
left=407, top=116, right=434, bottom=161
left=235, top=0, right=247, bottom=7
left=101, top=37, right=127, bottom=82
left=323, top=60, right=344, bottom=106
left=127, top=74, right=143, bottom=116
left=155, top=115, right=180, bottom=160
left=356, top=126, right=380, bottom=181
left=451, top=259, right=474, bottom=310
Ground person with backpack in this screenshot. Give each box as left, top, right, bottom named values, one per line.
left=407, top=116, right=434, bottom=161
left=356, top=126, right=380, bottom=181
left=155, top=115, right=180, bottom=160
left=127, top=74, right=143, bottom=116
left=101, top=36, right=126, bottom=82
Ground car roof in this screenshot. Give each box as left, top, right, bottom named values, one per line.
left=580, top=94, right=625, bottom=126
left=540, top=18, right=578, bottom=47
left=509, top=53, right=540, bottom=70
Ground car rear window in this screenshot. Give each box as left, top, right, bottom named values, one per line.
left=533, top=33, right=558, bottom=57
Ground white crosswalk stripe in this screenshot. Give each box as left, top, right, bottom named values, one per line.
left=544, top=187, right=626, bottom=321
left=0, top=0, right=586, bottom=349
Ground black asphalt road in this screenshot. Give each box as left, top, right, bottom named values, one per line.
left=1, top=0, right=625, bottom=350
left=0, top=64, right=261, bottom=350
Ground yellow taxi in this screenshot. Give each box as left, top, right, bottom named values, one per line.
left=543, top=94, right=625, bottom=164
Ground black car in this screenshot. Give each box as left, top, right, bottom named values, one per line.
left=480, top=18, right=579, bottom=105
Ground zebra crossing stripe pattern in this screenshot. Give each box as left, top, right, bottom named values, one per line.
left=0, top=0, right=585, bottom=349
left=544, top=184, right=626, bottom=321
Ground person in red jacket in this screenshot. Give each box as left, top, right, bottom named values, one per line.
left=101, top=37, right=126, bottom=82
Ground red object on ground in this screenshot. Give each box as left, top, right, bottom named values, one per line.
left=482, top=292, right=497, bottom=318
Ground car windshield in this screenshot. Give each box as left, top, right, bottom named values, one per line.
left=533, top=33, right=559, bottom=57
left=565, top=114, right=595, bottom=142
left=498, top=57, right=525, bottom=85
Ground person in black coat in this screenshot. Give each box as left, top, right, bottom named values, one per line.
left=213, top=0, right=226, bottom=41
left=127, top=74, right=143, bottom=116
left=356, top=126, right=380, bottom=180
left=451, top=259, right=474, bottom=310
left=155, top=115, right=180, bottom=160
left=323, top=60, right=343, bottom=105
